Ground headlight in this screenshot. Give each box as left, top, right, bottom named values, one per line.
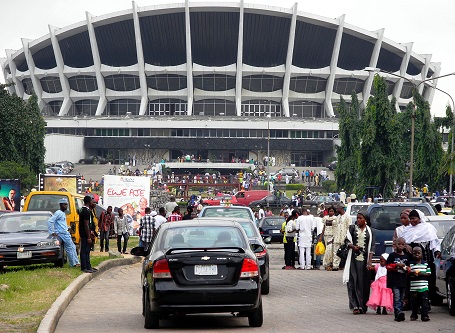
left=37, top=240, right=59, bottom=247
left=0, top=244, right=6, bottom=249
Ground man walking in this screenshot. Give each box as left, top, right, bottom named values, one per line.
left=295, top=209, right=315, bottom=269
left=98, top=206, right=114, bottom=252
left=79, top=195, right=97, bottom=273
left=47, top=198, right=80, bottom=267
left=139, top=207, right=154, bottom=251
left=334, top=203, right=350, bottom=270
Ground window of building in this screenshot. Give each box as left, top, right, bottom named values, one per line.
left=333, top=78, right=365, bottom=95
left=107, top=99, right=140, bottom=116
left=40, top=77, right=62, bottom=93
left=289, top=101, right=324, bottom=118
left=193, top=74, right=236, bottom=91
left=146, top=74, right=187, bottom=91
left=242, top=75, right=283, bottom=92
left=148, top=99, right=187, bottom=116
left=22, top=78, right=35, bottom=95
left=291, top=151, right=323, bottom=167
left=289, top=76, right=327, bottom=93
left=105, top=75, right=140, bottom=91
left=193, top=99, right=236, bottom=116
left=241, top=100, right=282, bottom=117
left=68, top=75, right=98, bottom=92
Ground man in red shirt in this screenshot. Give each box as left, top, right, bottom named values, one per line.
left=167, top=206, right=182, bottom=222
left=99, top=206, right=114, bottom=252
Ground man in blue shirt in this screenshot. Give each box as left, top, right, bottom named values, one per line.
left=47, top=198, right=80, bottom=267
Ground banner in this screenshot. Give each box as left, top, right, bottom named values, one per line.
left=39, top=174, right=82, bottom=194
left=0, top=179, right=21, bottom=211
left=103, top=175, right=151, bottom=232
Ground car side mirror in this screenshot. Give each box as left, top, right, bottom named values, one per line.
left=262, top=236, right=272, bottom=244
left=130, top=246, right=147, bottom=257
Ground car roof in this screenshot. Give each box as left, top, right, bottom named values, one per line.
left=161, top=219, right=242, bottom=229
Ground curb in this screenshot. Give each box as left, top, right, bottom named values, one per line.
left=37, top=256, right=142, bottom=333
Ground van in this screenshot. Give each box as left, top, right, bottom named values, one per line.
left=23, top=191, right=85, bottom=247
left=234, top=190, right=270, bottom=207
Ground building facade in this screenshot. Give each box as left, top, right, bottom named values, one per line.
left=1, top=2, right=440, bottom=165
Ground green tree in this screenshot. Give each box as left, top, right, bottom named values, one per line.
left=359, top=75, right=401, bottom=197
left=413, top=92, right=443, bottom=190
left=0, top=84, right=45, bottom=176
left=335, top=93, right=361, bottom=193
left=0, top=161, right=37, bottom=194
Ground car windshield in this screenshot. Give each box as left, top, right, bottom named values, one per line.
left=0, top=214, right=51, bottom=233
left=263, top=217, right=284, bottom=226
left=160, top=226, right=247, bottom=249
left=430, top=220, right=455, bottom=239
left=26, top=194, right=72, bottom=215
left=370, top=206, right=432, bottom=230
left=200, top=207, right=253, bottom=221
left=349, top=205, right=368, bottom=216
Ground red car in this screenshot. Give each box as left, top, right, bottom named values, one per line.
left=203, top=194, right=239, bottom=206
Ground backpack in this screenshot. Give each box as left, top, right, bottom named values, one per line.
left=286, top=220, right=296, bottom=233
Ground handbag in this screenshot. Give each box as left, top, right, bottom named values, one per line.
left=315, top=241, right=325, bottom=255
left=336, top=244, right=349, bottom=260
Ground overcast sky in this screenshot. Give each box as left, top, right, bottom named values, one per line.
left=1, top=0, right=453, bottom=116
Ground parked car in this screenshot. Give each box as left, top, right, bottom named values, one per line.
left=301, top=195, right=339, bottom=207
left=327, top=160, right=337, bottom=171
left=197, top=217, right=271, bottom=295
left=199, top=205, right=255, bottom=222
left=270, top=168, right=299, bottom=178
left=78, top=155, right=108, bottom=164
left=234, top=190, right=271, bottom=207
left=258, top=216, right=285, bottom=242
left=249, top=194, right=292, bottom=208
left=0, top=211, right=65, bottom=270
left=203, top=194, right=239, bottom=206
left=345, top=202, right=372, bottom=224
left=426, top=215, right=455, bottom=242
left=135, top=220, right=263, bottom=328
left=436, top=224, right=455, bottom=315
left=366, top=202, right=437, bottom=260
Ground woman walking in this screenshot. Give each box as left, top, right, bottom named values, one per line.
left=343, top=211, right=375, bottom=314
left=318, top=206, right=338, bottom=270
left=114, top=208, right=130, bottom=254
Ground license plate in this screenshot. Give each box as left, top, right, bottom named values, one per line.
left=272, top=230, right=280, bottom=234
left=17, top=251, right=32, bottom=259
left=194, top=265, right=218, bottom=275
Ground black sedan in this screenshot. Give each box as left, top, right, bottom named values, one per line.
left=258, top=216, right=285, bottom=242
left=0, top=211, right=65, bottom=270
left=197, top=217, right=271, bottom=295
left=436, top=224, right=455, bottom=315
left=249, top=194, right=292, bottom=208
left=134, top=220, right=263, bottom=329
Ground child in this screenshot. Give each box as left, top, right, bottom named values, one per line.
left=386, top=237, right=410, bottom=322
left=409, top=246, right=431, bottom=322
left=366, top=253, right=393, bottom=314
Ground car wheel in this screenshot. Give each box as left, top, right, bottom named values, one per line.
left=80, top=160, right=85, bottom=164
left=448, top=278, right=455, bottom=316
left=142, top=287, right=146, bottom=317
left=55, top=247, right=66, bottom=267
left=144, top=290, right=159, bottom=329
left=248, top=299, right=263, bottom=327
left=261, top=274, right=270, bottom=295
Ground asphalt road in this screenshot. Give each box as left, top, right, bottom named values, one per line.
left=54, top=245, right=455, bottom=332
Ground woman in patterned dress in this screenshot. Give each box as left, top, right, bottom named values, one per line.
left=318, top=206, right=338, bottom=270
left=343, top=211, right=375, bottom=314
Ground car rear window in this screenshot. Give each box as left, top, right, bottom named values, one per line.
left=161, top=226, right=247, bottom=249
left=430, top=220, right=455, bottom=239
left=370, top=206, right=432, bottom=230
left=263, top=218, right=284, bottom=226
left=200, top=207, right=253, bottom=221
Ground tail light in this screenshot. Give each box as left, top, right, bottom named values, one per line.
left=153, top=259, right=172, bottom=279
left=240, top=258, right=259, bottom=278
left=255, top=248, right=267, bottom=259
left=259, top=230, right=264, bottom=235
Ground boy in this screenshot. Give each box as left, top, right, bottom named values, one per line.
left=409, top=247, right=431, bottom=321
left=386, top=237, right=410, bottom=322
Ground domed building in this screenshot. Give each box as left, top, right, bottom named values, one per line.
left=1, top=2, right=439, bottom=167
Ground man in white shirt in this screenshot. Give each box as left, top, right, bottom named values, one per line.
left=334, top=203, right=351, bottom=270
left=295, top=209, right=315, bottom=270
left=258, top=205, right=265, bottom=220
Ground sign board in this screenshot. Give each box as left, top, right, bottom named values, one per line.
left=103, top=175, right=151, bottom=231
left=0, top=179, right=21, bottom=211
left=39, top=174, right=82, bottom=194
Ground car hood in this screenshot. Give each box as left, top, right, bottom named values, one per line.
left=0, top=231, right=53, bottom=245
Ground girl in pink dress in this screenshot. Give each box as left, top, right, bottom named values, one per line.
left=366, top=253, right=394, bottom=314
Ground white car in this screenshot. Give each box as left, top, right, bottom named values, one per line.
left=345, top=202, right=372, bottom=224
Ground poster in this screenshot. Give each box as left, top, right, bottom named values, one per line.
left=103, top=175, right=151, bottom=232
left=39, top=175, right=82, bottom=194
left=0, top=179, right=21, bottom=211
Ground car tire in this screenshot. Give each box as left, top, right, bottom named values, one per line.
left=55, top=247, right=66, bottom=268
left=448, top=278, right=455, bottom=316
left=261, top=275, right=270, bottom=295
left=80, top=160, right=85, bottom=164
left=144, top=291, right=159, bottom=329
left=248, top=299, right=263, bottom=327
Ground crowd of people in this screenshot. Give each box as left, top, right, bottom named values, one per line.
left=278, top=204, right=440, bottom=322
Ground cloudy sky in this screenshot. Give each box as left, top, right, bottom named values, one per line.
left=1, top=0, right=453, bottom=116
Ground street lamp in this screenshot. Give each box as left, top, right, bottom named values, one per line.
left=266, top=115, right=271, bottom=192
left=364, top=67, right=455, bottom=198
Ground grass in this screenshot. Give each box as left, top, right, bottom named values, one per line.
left=0, top=236, right=140, bottom=333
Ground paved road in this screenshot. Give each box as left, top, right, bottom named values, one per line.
left=55, top=246, right=455, bottom=332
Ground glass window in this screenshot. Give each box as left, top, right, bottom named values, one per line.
left=68, top=75, right=98, bottom=92
left=40, top=77, right=62, bottom=93
left=333, top=78, right=365, bottom=95
left=105, top=75, right=140, bottom=91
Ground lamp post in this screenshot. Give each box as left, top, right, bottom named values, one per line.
left=365, top=67, right=455, bottom=198
left=266, top=115, right=271, bottom=192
